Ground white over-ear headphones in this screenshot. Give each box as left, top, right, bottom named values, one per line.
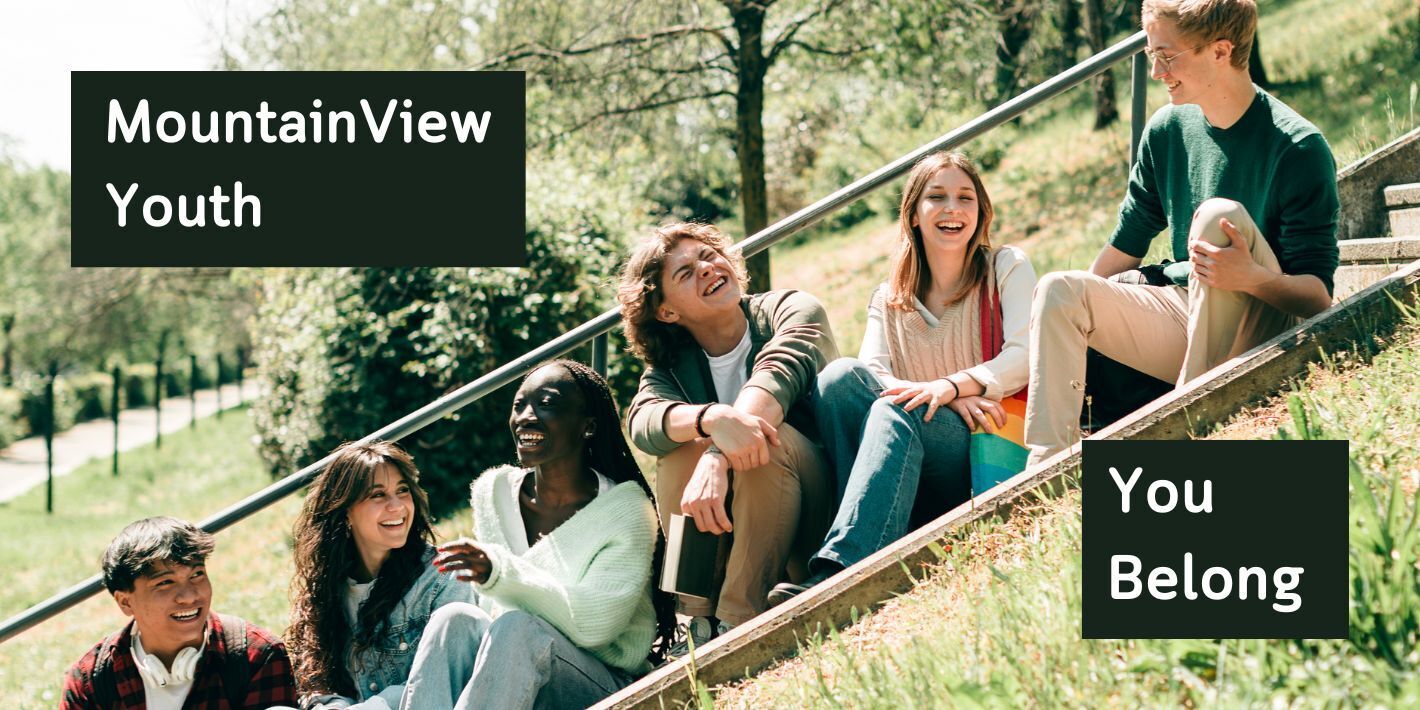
left=132, top=632, right=202, bottom=687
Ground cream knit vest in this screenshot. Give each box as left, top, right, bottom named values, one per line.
left=873, top=283, right=984, bottom=383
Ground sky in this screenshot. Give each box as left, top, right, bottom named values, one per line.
left=0, top=0, right=272, bottom=171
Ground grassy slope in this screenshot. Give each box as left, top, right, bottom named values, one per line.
left=714, top=310, right=1420, bottom=708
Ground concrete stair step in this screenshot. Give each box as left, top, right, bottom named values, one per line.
left=1338, top=235, right=1420, bottom=263
left=1390, top=206, right=1420, bottom=238
left=1384, top=183, right=1420, bottom=208
left=1335, top=264, right=1405, bottom=301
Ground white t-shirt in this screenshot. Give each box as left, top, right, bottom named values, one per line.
left=344, top=578, right=376, bottom=629
left=130, top=632, right=198, bottom=710
left=705, top=326, right=752, bottom=405
left=503, top=467, right=616, bottom=555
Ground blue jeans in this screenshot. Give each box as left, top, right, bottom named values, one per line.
left=811, top=358, right=971, bottom=571
left=401, top=604, right=632, bottom=710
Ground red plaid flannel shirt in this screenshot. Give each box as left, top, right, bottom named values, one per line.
left=61, top=613, right=297, bottom=709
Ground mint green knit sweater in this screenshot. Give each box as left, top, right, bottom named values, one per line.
left=469, top=464, right=658, bottom=674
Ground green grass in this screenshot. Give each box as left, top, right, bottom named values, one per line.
left=0, top=411, right=470, bottom=707
left=714, top=308, right=1420, bottom=708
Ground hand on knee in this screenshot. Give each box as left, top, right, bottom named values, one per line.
left=1189, top=204, right=1266, bottom=294
left=1189, top=198, right=1248, bottom=249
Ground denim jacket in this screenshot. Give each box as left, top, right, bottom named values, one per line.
left=337, top=545, right=474, bottom=706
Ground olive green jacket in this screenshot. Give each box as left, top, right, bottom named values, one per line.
left=627, top=290, right=839, bottom=457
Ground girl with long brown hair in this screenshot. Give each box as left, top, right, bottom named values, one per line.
left=767, top=151, right=1036, bottom=606
left=286, top=440, right=471, bottom=708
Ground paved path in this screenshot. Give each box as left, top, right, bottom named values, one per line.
left=0, top=381, right=261, bottom=503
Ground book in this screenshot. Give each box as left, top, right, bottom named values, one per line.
left=659, top=513, right=721, bottom=599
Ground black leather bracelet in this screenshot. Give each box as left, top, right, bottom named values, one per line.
left=695, top=403, right=715, bottom=438
left=943, top=378, right=960, bottom=399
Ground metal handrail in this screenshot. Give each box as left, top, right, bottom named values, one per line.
left=0, top=30, right=1148, bottom=645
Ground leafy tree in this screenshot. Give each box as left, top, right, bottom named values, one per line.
left=0, top=153, right=254, bottom=389
left=235, top=0, right=999, bottom=289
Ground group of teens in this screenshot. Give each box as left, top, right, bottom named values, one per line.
left=63, top=1, right=1342, bottom=707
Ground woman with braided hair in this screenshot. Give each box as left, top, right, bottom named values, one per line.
left=399, top=359, right=674, bottom=709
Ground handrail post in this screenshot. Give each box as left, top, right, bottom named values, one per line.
left=112, top=364, right=121, bottom=477
left=592, top=333, right=608, bottom=377
left=189, top=354, right=198, bottom=430
left=215, top=354, right=224, bottom=420
left=44, top=361, right=57, bottom=514
left=1130, top=52, right=1148, bottom=167
left=154, top=355, right=163, bottom=450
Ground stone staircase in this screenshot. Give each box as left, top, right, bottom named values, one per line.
left=599, top=127, right=1420, bottom=709
left=1334, top=127, right=1420, bottom=300
left=1386, top=182, right=1420, bottom=237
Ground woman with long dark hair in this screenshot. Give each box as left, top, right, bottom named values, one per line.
left=286, top=440, right=472, bottom=709
left=399, top=359, right=675, bottom=709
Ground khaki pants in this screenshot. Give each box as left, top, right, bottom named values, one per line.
left=1024, top=198, right=1298, bottom=465
left=654, top=423, right=832, bottom=626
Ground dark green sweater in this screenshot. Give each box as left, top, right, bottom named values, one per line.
left=1108, top=86, right=1340, bottom=294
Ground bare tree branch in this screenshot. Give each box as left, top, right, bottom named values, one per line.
left=470, top=22, right=734, bottom=69
left=766, top=0, right=849, bottom=65
left=780, top=39, right=874, bottom=58
left=536, top=88, right=733, bottom=147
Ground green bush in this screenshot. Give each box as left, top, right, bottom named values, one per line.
left=162, top=364, right=190, bottom=398
left=252, top=170, right=651, bottom=515
left=17, top=374, right=79, bottom=436
left=124, top=363, right=158, bottom=408
left=217, top=354, right=243, bottom=385
left=189, top=357, right=214, bottom=391
left=66, top=371, right=119, bottom=422
left=0, top=387, right=28, bottom=448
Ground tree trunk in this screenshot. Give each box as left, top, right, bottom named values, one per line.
left=731, top=3, right=771, bottom=291
left=1083, top=0, right=1118, bottom=129
left=1056, top=0, right=1082, bottom=74
left=993, top=0, right=1037, bottom=107
left=1248, top=32, right=1271, bottom=89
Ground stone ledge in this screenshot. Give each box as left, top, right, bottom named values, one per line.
left=1384, top=183, right=1420, bottom=208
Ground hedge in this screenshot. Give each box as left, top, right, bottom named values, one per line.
left=0, top=388, right=27, bottom=449
left=251, top=170, right=651, bottom=515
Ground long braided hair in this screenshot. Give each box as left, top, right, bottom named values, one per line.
left=532, top=359, right=680, bottom=665
left=287, top=440, right=435, bottom=698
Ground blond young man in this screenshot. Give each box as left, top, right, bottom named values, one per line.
left=618, top=222, right=837, bottom=651
left=1024, top=0, right=1339, bottom=464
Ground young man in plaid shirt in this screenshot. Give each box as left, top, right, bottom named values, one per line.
left=61, top=516, right=296, bottom=709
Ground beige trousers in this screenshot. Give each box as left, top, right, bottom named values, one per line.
left=654, top=423, right=832, bottom=625
left=1024, top=198, right=1298, bottom=465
